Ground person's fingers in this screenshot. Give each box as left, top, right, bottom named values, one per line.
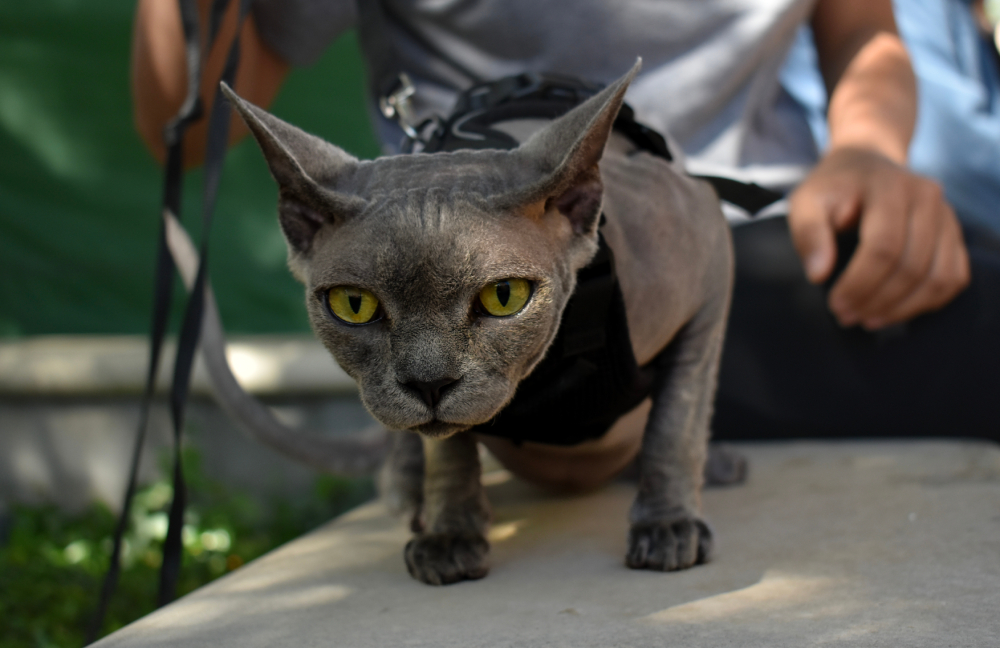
left=868, top=213, right=971, bottom=326
left=827, top=183, right=910, bottom=326
left=797, top=148, right=970, bottom=328
left=854, top=180, right=944, bottom=327
left=788, top=185, right=856, bottom=284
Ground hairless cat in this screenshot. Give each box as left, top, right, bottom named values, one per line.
left=203, top=61, right=734, bottom=585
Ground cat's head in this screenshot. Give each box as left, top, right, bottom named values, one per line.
left=223, top=62, right=639, bottom=437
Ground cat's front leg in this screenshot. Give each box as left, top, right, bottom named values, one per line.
left=627, top=308, right=726, bottom=571
left=404, top=431, right=491, bottom=585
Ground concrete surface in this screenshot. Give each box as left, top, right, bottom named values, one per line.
left=93, top=440, right=1000, bottom=647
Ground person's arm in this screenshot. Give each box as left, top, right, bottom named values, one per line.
left=131, top=0, right=290, bottom=167
left=788, top=0, right=970, bottom=329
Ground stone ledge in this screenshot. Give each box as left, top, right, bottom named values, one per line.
left=0, top=335, right=357, bottom=397
left=93, top=440, right=1000, bottom=647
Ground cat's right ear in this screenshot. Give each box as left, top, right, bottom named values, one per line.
left=221, top=83, right=365, bottom=254
left=497, top=60, right=640, bottom=238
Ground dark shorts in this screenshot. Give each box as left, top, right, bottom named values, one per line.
left=714, top=217, right=1000, bottom=441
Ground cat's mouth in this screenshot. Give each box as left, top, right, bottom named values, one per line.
left=412, top=418, right=472, bottom=439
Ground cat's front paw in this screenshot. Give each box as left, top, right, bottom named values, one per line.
left=404, top=533, right=490, bottom=585
left=626, top=518, right=713, bottom=571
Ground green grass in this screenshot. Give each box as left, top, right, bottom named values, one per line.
left=0, top=450, right=373, bottom=648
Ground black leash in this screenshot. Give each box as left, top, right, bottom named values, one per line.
left=88, top=0, right=247, bottom=641
left=86, top=0, right=202, bottom=637
left=158, top=0, right=251, bottom=609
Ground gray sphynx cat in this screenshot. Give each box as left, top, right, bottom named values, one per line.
left=206, top=61, right=733, bottom=585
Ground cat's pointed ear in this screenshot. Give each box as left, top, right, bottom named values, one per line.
left=221, top=82, right=364, bottom=254
left=505, top=59, right=641, bottom=235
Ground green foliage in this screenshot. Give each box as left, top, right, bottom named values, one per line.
left=0, top=0, right=379, bottom=338
left=0, top=449, right=373, bottom=648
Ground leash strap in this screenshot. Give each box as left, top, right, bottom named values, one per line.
left=87, top=0, right=203, bottom=638
left=159, top=0, right=251, bottom=609
left=88, top=0, right=248, bottom=640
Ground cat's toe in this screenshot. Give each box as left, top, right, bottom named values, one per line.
left=404, top=533, right=490, bottom=585
left=626, top=518, right=713, bottom=571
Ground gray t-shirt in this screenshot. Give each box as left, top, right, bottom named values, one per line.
left=253, top=0, right=819, bottom=190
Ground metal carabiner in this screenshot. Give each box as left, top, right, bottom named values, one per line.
left=379, top=73, right=421, bottom=140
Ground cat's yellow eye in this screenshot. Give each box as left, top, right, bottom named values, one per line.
left=479, top=279, right=532, bottom=317
left=327, top=286, right=380, bottom=324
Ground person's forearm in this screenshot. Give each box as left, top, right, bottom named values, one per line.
left=790, top=0, right=968, bottom=328
left=825, top=33, right=916, bottom=165
left=131, top=0, right=289, bottom=167
left=812, top=0, right=916, bottom=165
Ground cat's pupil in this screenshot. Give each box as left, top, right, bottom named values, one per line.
left=496, top=281, right=510, bottom=307
left=348, top=294, right=362, bottom=313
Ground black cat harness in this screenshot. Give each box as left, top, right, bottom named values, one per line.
left=391, top=72, right=782, bottom=446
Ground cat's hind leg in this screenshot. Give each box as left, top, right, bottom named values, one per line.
left=704, top=443, right=748, bottom=486
left=378, top=430, right=425, bottom=532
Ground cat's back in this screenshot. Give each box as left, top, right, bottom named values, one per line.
left=599, top=134, right=733, bottom=365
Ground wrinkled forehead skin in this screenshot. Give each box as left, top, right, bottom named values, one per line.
left=303, top=150, right=580, bottom=302
left=318, top=147, right=546, bottom=201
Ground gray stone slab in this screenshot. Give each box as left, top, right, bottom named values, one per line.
left=92, top=441, right=1000, bottom=647
left=0, top=335, right=355, bottom=397
left=0, top=395, right=374, bottom=511
left=0, top=335, right=370, bottom=511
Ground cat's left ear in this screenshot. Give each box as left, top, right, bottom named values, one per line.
left=503, top=59, right=641, bottom=236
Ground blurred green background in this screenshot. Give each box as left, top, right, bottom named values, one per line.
left=0, top=0, right=380, bottom=338
left=1, top=5, right=381, bottom=642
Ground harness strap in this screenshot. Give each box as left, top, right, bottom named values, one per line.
left=560, top=235, right=617, bottom=357
left=697, top=175, right=785, bottom=216
left=420, top=70, right=784, bottom=351
left=406, top=71, right=788, bottom=446
left=414, top=71, right=782, bottom=216
left=413, top=74, right=658, bottom=446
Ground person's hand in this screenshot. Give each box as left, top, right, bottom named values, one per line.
left=788, top=147, right=971, bottom=329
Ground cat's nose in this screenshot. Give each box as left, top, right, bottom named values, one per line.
left=403, top=377, right=459, bottom=409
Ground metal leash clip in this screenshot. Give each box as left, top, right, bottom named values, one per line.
left=379, top=73, right=441, bottom=152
